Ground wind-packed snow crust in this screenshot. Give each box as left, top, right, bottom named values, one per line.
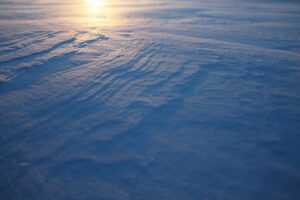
left=1, top=0, right=300, bottom=199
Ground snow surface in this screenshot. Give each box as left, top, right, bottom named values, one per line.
left=1, top=0, right=300, bottom=199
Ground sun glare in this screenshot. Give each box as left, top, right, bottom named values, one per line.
left=85, top=0, right=106, bottom=6
left=76, top=0, right=123, bottom=26
left=84, top=0, right=107, bottom=17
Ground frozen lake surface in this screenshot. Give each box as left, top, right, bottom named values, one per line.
left=1, top=0, right=300, bottom=199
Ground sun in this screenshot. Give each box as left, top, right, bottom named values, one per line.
left=85, top=0, right=106, bottom=6
left=84, top=0, right=107, bottom=17
left=78, top=0, right=120, bottom=26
